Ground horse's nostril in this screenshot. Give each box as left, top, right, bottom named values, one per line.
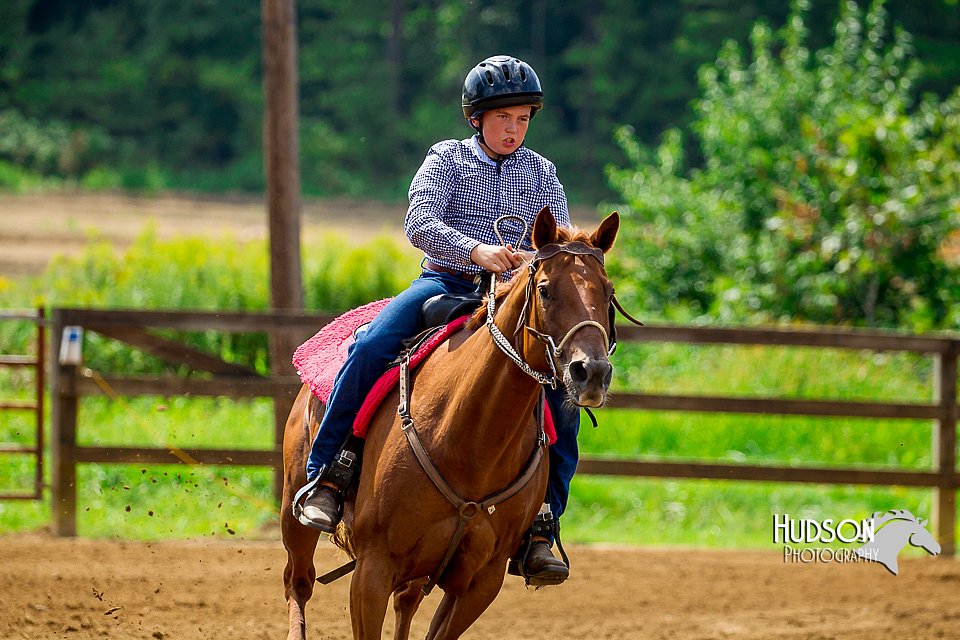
left=569, top=360, right=589, bottom=385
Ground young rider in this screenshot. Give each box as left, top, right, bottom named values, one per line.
left=295, top=55, right=580, bottom=586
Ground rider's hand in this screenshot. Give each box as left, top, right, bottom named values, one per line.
left=470, top=243, right=525, bottom=273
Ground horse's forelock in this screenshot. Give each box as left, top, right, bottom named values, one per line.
left=554, top=225, right=592, bottom=246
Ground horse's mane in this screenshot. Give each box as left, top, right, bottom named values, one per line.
left=466, top=225, right=594, bottom=330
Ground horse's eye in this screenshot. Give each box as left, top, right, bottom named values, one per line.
left=537, top=284, right=550, bottom=300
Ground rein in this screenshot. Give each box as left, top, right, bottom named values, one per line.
left=484, top=272, right=558, bottom=387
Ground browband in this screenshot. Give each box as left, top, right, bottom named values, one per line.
left=533, top=241, right=604, bottom=265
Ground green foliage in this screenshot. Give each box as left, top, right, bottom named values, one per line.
left=2, top=1, right=958, bottom=202
left=0, top=108, right=112, bottom=189
left=304, top=233, right=418, bottom=310
left=608, top=0, right=960, bottom=328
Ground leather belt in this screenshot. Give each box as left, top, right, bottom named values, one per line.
left=424, top=259, right=479, bottom=282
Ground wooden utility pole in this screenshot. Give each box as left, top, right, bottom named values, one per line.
left=262, top=0, right=302, bottom=498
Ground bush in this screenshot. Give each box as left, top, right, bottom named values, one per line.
left=0, top=109, right=113, bottom=188
left=607, top=0, right=960, bottom=329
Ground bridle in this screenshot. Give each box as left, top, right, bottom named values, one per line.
left=484, top=239, right=615, bottom=389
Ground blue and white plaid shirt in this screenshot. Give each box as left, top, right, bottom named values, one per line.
left=405, top=135, right=569, bottom=275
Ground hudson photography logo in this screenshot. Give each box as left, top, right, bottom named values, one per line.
left=773, top=509, right=941, bottom=575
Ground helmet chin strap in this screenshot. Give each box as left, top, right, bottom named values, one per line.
left=469, top=115, right=487, bottom=147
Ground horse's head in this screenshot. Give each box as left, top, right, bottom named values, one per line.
left=859, top=510, right=942, bottom=574
left=908, top=517, right=941, bottom=557
left=523, top=206, right=619, bottom=407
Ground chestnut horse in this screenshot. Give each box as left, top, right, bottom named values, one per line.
left=281, top=207, right=620, bottom=639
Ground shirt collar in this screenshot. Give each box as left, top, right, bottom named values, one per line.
left=468, top=134, right=522, bottom=167
left=468, top=135, right=497, bottom=166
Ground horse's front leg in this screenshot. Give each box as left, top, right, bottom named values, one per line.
left=425, top=562, right=506, bottom=640
left=350, top=552, right=395, bottom=639
left=393, top=578, right=428, bottom=640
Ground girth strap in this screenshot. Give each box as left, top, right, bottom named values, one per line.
left=398, top=351, right=547, bottom=595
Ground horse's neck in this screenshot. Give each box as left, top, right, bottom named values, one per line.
left=430, top=279, right=547, bottom=468
left=863, top=520, right=912, bottom=553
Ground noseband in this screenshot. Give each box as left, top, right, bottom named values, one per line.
left=485, top=240, right=613, bottom=388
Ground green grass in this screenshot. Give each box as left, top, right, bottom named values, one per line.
left=563, top=477, right=932, bottom=551
left=0, top=396, right=280, bottom=540
left=558, top=341, right=941, bottom=550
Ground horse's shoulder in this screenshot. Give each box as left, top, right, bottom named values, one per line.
left=414, top=324, right=480, bottom=375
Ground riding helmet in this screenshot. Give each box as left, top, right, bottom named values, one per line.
left=461, top=55, right=543, bottom=123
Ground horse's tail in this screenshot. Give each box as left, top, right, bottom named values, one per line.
left=331, top=521, right=357, bottom=559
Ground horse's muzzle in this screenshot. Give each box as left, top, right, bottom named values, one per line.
left=565, top=356, right=612, bottom=408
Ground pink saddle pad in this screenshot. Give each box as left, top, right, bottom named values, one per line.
left=293, top=301, right=555, bottom=443
left=293, top=298, right=393, bottom=404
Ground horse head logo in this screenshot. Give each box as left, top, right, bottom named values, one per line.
left=854, top=509, right=940, bottom=575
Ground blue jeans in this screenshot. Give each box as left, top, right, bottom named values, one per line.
left=544, top=385, right=579, bottom=520
left=305, top=269, right=582, bottom=519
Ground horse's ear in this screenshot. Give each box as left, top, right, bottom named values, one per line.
left=532, top=206, right=558, bottom=249
left=591, top=211, right=620, bottom=254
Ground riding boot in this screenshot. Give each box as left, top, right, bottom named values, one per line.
left=519, top=537, right=569, bottom=585
left=294, top=448, right=358, bottom=532
left=300, top=483, right=342, bottom=532
left=508, top=509, right=570, bottom=587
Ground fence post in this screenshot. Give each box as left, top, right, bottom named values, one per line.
left=50, top=310, right=78, bottom=536
left=35, top=307, right=46, bottom=498
left=934, top=342, right=959, bottom=556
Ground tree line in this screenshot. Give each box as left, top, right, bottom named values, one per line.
left=1, top=0, right=958, bottom=201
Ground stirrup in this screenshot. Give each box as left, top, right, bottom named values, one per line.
left=292, top=476, right=325, bottom=529
left=508, top=510, right=570, bottom=586
left=293, top=450, right=358, bottom=531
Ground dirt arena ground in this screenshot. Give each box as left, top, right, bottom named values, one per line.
left=1, top=532, right=958, bottom=640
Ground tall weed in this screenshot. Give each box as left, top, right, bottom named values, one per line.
left=0, top=230, right=420, bottom=373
